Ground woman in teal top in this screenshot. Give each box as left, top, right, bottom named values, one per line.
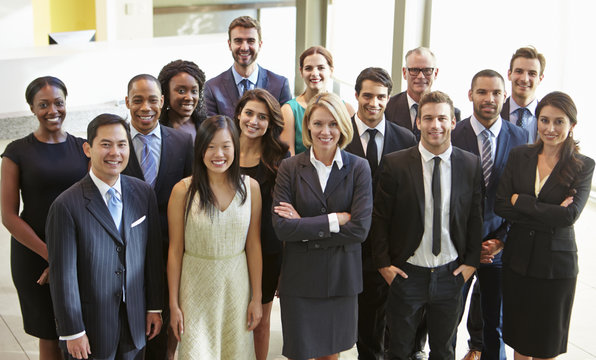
left=281, top=46, right=355, bottom=155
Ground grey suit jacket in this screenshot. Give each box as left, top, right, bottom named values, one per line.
left=204, top=65, right=292, bottom=118
left=47, top=174, right=163, bottom=358
left=272, top=150, right=373, bottom=297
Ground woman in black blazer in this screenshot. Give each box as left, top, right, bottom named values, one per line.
left=495, top=91, right=594, bottom=360
left=272, top=92, right=373, bottom=360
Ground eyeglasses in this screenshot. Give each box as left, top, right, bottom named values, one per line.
left=407, top=67, right=435, bottom=76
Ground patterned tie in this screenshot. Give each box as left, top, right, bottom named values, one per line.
left=515, top=107, right=530, bottom=128
left=431, top=156, right=441, bottom=256
left=481, top=129, right=494, bottom=188
left=107, top=187, right=122, bottom=231
left=137, top=134, right=157, bottom=187
left=412, top=103, right=421, bottom=141
left=366, top=128, right=379, bottom=175
left=240, top=78, right=250, bottom=96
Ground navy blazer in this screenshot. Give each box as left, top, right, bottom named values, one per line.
left=344, top=117, right=416, bottom=271
left=47, top=175, right=163, bottom=358
left=495, top=145, right=594, bottom=279
left=385, top=91, right=462, bottom=131
left=452, top=117, right=528, bottom=266
left=123, top=125, right=193, bottom=253
left=501, top=97, right=536, bottom=143
left=204, top=65, right=292, bottom=118
left=272, top=150, right=373, bottom=298
left=371, top=146, right=483, bottom=269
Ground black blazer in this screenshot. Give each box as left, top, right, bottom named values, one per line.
left=123, top=125, right=193, bottom=253
left=371, top=146, right=483, bottom=269
left=47, top=175, right=163, bottom=358
left=385, top=91, right=462, bottom=131
left=345, top=117, right=416, bottom=270
left=272, top=150, right=373, bottom=297
left=495, top=145, right=594, bottom=278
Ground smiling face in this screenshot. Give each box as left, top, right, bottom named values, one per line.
left=204, top=128, right=235, bottom=175
left=300, top=53, right=332, bottom=93
left=228, top=26, right=262, bottom=68
left=308, top=107, right=340, bottom=156
left=31, top=85, right=66, bottom=133
left=403, top=52, right=438, bottom=100
left=537, top=105, right=574, bottom=150
left=508, top=57, right=543, bottom=105
left=126, top=78, right=164, bottom=135
left=417, top=102, right=456, bottom=155
left=355, top=80, right=389, bottom=127
left=238, top=100, right=269, bottom=140
left=469, top=76, right=506, bottom=128
left=84, top=123, right=130, bottom=186
left=168, top=72, right=199, bottom=122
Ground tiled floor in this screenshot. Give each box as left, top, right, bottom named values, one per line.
left=1, top=137, right=595, bottom=359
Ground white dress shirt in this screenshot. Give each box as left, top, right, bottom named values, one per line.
left=406, top=92, right=418, bottom=128
left=309, top=147, right=343, bottom=233
left=469, top=114, right=502, bottom=163
left=354, top=113, right=386, bottom=163
left=130, top=124, right=162, bottom=173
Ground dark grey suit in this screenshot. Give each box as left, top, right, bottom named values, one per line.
left=47, top=174, right=163, bottom=359
left=204, top=65, right=292, bottom=118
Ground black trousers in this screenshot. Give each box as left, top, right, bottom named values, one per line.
left=387, top=261, right=464, bottom=360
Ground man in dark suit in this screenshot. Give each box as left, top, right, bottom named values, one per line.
left=385, top=47, right=461, bottom=142
left=372, top=91, right=483, bottom=360
left=47, top=114, right=163, bottom=360
left=204, top=15, right=292, bottom=118
left=121, top=74, right=193, bottom=360
left=344, top=67, right=416, bottom=360
left=453, top=70, right=528, bottom=360
left=501, top=46, right=546, bottom=143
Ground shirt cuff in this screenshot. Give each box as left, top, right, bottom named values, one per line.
left=328, top=213, right=340, bottom=233
left=148, top=310, right=162, bottom=313
left=60, top=330, right=86, bottom=341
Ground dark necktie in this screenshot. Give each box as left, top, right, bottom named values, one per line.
left=412, top=103, right=421, bottom=141
left=240, top=79, right=250, bottom=96
left=432, top=156, right=441, bottom=256
left=515, top=107, right=530, bottom=128
left=366, top=128, right=378, bottom=175
left=480, top=129, right=493, bottom=188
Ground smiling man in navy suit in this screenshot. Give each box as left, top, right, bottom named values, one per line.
left=204, top=16, right=292, bottom=118
left=47, top=114, right=163, bottom=360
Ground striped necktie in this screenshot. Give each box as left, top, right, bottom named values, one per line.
left=481, top=129, right=493, bottom=188
left=137, top=133, right=157, bottom=187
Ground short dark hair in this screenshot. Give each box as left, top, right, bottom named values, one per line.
left=509, top=46, right=546, bottom=76
left=418, top=91, right=454, bottom=120
left=87, top=113, right=130, bottom=146
left=470, top=69, right=505, bottom=90
left=355, top=67, right=393, bottom=95
left=25, top=76, right=68, bottom=106
left=127, top=74, right=161, bottom=95
left=228, top=16, right=262, bottom=41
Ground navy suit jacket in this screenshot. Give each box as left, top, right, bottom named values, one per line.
left=495, top=146, right=594, bottom=278
left=344, top=117, right=417, bottom=270
left=501, top=97, right=536, bottom=143
left=272, top=150, right=373, bottom=297
left=371, top=146, right=483, bottom=269
left=385, top=91, right=462, bottom=132
left=47, top=174, right=163, bottom=358
left=123, top=125, right=193, bottom=254
left=204, top=65, right=292, bottom=118
left=452, top=117, right=528, bottom=266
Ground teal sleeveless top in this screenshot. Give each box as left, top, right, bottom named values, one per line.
left=287, top=98, right=307, bottom=154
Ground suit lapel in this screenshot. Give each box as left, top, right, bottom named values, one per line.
left=125, top=140, right=144, bottom=181
left=82, top=175, right=123, bottom=244
left=297, top=152, right=326, bottom=204
left=154, top=125, right=168, bottom=193
left=398, top=94, right=413, bottom=130
left=537, top=150, right=563, bottom=198
left=450, top=149, right=463, bottom=224
left=461, top=120, right=480, bottom=156
left=493, top=124, right=512, bottom=187
left=224, top=68, right=240, bottom=104
left=256, top=65, right=268, bottom=89
left=345, top=117, right=365, bottom=158
left=324, top=151, right=350, bottom=199
left=383, top=121, right=398, bottom=156
left=408, top=148, right=425, bottom=222
left=121, top=176, right=139, bottom=245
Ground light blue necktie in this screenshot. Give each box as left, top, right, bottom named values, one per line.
left=481, top=129, right=493, bottom=188
left=107, top=187, right=122, bottom=231
left=137, top=134, right=157, bottom=187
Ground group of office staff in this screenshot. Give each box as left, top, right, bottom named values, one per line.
left=1, top=15, right=593, bottom=360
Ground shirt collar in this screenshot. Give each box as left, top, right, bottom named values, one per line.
left=130, top=123, right=162, bottom=140
left=354, top=113, right=386, bottom=137
left=509, top=97, right=538, bottom=116
left=232, top=65, right=259, bottom=86
left=406, top=92, right=418, bottom=109
left=418, top=142, right=452, bottom=163
left=309, top=146, right=344, bottom=169
left=470, top=114, right=502, bottom=138
left=89, top=168, right=122, bottom=199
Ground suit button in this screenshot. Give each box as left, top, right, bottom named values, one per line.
left=115, top=271, right=122, bottom=276
left=318, top=231, right=324, bottom=237
left=529, top=230, right=535, bottom=236
left=314, top=244, right=320, bottom=249
left=321, top=207, right=326, bottom=213
left=116, top=246, right=122, bottom=252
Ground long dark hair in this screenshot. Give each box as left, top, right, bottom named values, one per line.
left=186, top=115, right=246, bottom=219
left=534, top=91, right=583, bottom=188
left=157, top=60, right=207, bottom=128
left=234, top=89, right=289, bottom=184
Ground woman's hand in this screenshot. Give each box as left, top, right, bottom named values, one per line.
left=510, top=194, right=519, bottom=206
left=37, top=266, right=50, bottom=285
left=273, top=202, right=301, bottom=219
left=169, top=306, right=184, bottom=342
left=247, top=298, right=263, bottom=331
left=560, top=196, right=574, bottom=207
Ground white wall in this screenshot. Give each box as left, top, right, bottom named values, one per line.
left=0, top=0, right=34, bottom=48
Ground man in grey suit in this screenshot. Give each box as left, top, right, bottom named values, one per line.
left=47, top=114, right=163, bottom=360
left=204, top=15, right=292, bottom=118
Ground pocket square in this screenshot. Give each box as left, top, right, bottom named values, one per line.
left=131, top=215, right=146, bottom=228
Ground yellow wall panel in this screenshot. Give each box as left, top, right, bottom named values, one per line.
left=50, top=0, right=96, bottom=32
left=32, top=0, right=51, bottom=45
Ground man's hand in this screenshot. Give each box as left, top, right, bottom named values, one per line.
left=480, top=239, right=504, bottom=264
left=453, top=264, right=476, bottom=282
left=378, top=265, right=408, bottom=285
left=67, top=334, right=91, bottom=359
left=146, top=312, right=162, bottom=340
